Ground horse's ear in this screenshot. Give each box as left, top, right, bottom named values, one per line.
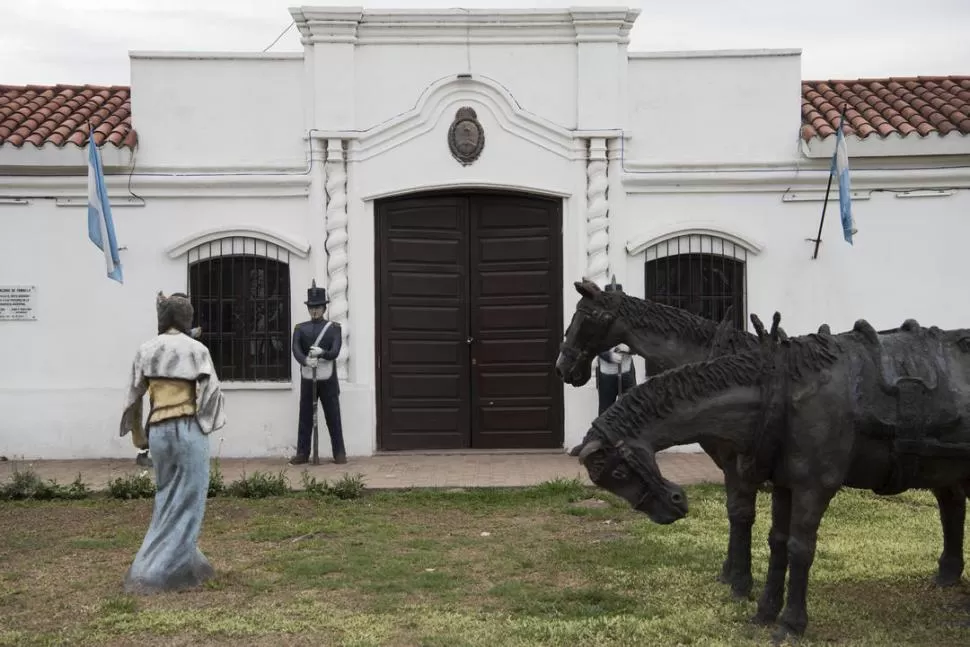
left=156, top=291, right=166, bottom=304
left=574, top=280, right=600, bottom=299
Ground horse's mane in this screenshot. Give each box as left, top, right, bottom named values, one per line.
left=611, top=292, right=759, bottom=351
left=590, top=332, right=841, bottom=442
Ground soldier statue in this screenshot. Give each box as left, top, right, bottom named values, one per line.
left=290, top=280, right=346, bottom=465
left=595, top=277, right=637, bottom=415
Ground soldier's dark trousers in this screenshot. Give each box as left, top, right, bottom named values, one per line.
left=297, top=378, right=346, bottom=458
left=596, top=369, right=636, bottom=416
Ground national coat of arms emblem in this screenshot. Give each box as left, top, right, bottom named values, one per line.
left=448, top=107, right=485, bottom=166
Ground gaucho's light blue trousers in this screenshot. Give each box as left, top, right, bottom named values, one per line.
left=123, top=417, right=214, bottom=594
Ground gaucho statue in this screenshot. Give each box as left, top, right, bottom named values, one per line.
left=119, top=292, right=227, bottom=594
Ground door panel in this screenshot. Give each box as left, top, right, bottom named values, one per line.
left=469, top=195, right=563, bottom=449
left=377, top=197, right=470, bottom=450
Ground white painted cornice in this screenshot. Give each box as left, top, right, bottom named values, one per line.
left=0, top=173, right=310, bottom=199
left=801, top=133, right=970, bottom=159
left=166, top=226, right=310, bottom=259
left=629, top=48, right=801, bottom=60
left=129, top=51, right=303, bottom=61
left=0, top=144, right=133, bottom=171
left=621, top=161, right=970, bottom=193
left=626, top=224, right=765, bottom=257
left=291, top=6, right=640, bottom=45
left=571, top=7, right=640, bottom=43
left=291, top=7, right=364, bottom=44
left=312, top=74, right=587, bottom=161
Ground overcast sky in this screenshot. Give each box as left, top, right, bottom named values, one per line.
left=2, top=0, right=969, bottom=86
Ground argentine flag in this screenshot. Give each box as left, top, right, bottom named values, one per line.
left=87, top=128, right=123, bottom=283
left=831, top=115, right=857, bottom=245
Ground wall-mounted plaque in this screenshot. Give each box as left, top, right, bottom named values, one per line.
left=0, top=286, right=37, bottom=321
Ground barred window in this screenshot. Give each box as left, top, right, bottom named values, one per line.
left=643, top=234, right=747, bottom=330
left=186, top=237, right=291, bottom=381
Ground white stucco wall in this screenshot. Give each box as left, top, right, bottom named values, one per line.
left=129, top=53, right=307, bottom=170
left=626, top=50, right=803, bottom=165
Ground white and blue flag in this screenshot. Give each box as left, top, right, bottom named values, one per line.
left=831, top=114, right=856, bottom=245
left=87, top=129, right=123, bottom=283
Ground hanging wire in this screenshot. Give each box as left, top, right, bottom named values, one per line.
left=262, top=21, right=295, bottom=53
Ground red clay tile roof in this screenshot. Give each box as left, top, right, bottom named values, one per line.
left=802, top=76, right=970, bottom=141
left=0, top=84, right=136, bottom=149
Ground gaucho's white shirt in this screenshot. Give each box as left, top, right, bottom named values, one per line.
left=120, top=331, right=227, bottom=442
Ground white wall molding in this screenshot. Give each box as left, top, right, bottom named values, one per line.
left=622, top=162, right=970, bottom=193
left=165, top=226, right=310, bottom=260
left=0, top=173, right=310, bottom=199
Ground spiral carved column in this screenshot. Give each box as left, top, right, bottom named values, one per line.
left=324, top=138, right=350, bottom=380
left=585, top=137, right=610, bottom=287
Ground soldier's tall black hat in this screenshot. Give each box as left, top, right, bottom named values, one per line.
left=305, top=280, right=329, bottom=307
left=604, top=275, right=622, bottom=293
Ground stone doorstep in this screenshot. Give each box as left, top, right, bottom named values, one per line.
left=0, top=452, right=724, bottom=491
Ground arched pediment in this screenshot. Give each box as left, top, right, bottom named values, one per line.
left=166, top=226, right=310, bottom=260
left=626, top=224, right=764, bottom=258
left=334, top=74, right=585, bottom=162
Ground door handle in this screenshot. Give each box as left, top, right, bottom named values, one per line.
left=466, top=336, right=475, bottom=344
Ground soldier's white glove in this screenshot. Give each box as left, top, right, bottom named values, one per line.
left=308, top=346, right=323, bottom=358
left=189, top=327, right=203, bottom=339
left=306, top=357, right=319, bottom=369
left=610, top=344, right=629, bottom=365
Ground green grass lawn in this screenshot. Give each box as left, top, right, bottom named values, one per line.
left=1, top=481, right=968, bottom=646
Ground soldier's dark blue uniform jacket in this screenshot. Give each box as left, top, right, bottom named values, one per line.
left=292, top=319, right=342, bottom=395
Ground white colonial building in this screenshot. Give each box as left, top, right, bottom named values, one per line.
left=1, top=7, right=969, bottom=459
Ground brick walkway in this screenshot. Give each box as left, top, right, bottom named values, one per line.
left=0, top=451, right=722, bottom=491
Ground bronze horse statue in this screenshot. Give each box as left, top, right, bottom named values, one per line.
left=556, top=280, right=969, bottom=600
left=572, top=312, right=970, bottom=641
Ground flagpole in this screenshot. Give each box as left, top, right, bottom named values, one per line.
left=810, top=103, right=848, bottom=260
left=811, top=171, right=834, bottom=260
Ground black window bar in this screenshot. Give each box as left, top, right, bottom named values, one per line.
left=644, top=234, right=748, bottom=331
left=186, top=237, right=292, bottom=381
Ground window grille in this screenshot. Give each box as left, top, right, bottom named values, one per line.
left=643, top=234, right=747, bottom=330
left=186, top=237, right=292, bottom=381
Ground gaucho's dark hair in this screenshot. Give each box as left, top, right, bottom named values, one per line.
left=156, top=291, right=194, bottom=335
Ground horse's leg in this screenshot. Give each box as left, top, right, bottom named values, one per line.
left=772, top=486, right=837, bottom=642
left=722, top=456, right=756, bottom=599
left=753, top=485, right=791, bottom=626
left=698, top=440, right=735, bottom=586
left=932, top=485, right=965, bottom=587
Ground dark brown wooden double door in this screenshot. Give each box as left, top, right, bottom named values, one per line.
left=376, top=192, right=563, bottom=451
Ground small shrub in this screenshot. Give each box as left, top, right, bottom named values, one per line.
left=329, top=473, right=366, bottom=500
left=107, top=472, right=156, bottom=499
left=56, top=474, right=92, bottom=500
left=531, top=477, right=589, bottom=501
left=300, top=470, right=332, bottom=498
left=226, top=470, right=289, bottom=498
left=1, top=467, right=45, bottom=500
left=299, top=471, right=366, bottom=500
left=0, top=468, right=92, bottom=501
left=208, top=459, right=225, bottom=498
